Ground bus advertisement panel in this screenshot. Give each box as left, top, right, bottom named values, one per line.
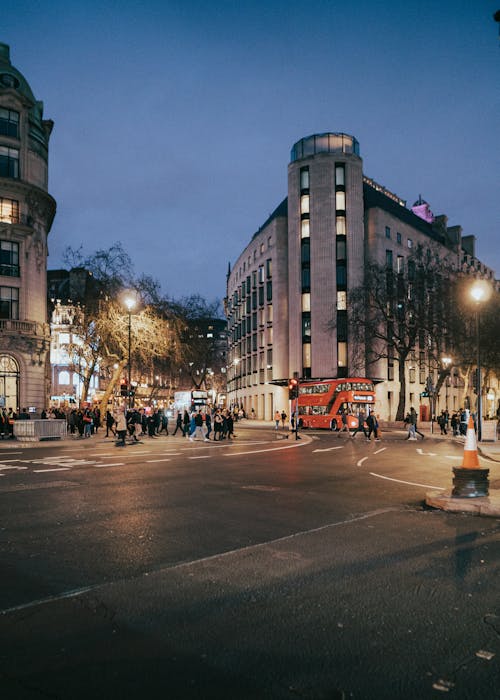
left=297, top=378, right=376, bottom=430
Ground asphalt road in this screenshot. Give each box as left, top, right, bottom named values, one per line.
left=0, top=425, right=499, bottom=699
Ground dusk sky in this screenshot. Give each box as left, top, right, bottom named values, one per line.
left=3, top=0, right=499, bottom=301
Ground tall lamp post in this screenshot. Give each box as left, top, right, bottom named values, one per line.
left=123, top=294, right=136, bottom=411
left=470, top=280, right=492, bottom=442
left=442, top=356, right=452, bottom=411
left=233, top=358, right=240, bottom=409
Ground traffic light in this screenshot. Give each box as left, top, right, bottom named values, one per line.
left=120, top=380, right=128, bottom=397
left=288, top=377, right=299, bottom=400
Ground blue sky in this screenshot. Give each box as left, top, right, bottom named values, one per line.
left=3, top=0, right=499, bottom=299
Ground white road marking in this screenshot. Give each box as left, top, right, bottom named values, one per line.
left=357, top=457, right=369, bottom=467
left=416, top=448, right=437, bottom=457
left=89, top=453, right=117, bottom=457
left=94, top=463, right=125, bottom=468
left=223, top=441, right=309, bottom=457
left=369, top=472, right=445, bottom=490
left=0, top=465, right=28, bottom=470
left=189, top=455, right=211, bottom=459
left=34, top=468, right=71, bottom=473
left=373, top=447, right=386, bottom=455
left=146, top=459, right=171, bottom=463
left=313, top=446, right=344, bottom=452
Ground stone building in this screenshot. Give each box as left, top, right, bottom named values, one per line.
left=225, top=132, right=497, bottom=420
left=0, top=43, right=56, bottom=414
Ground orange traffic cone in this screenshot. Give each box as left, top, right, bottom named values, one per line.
left=461, top=415, right=480, bottom=469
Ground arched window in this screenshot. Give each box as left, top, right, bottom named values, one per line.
left=0, top=354, right=19, bottom=410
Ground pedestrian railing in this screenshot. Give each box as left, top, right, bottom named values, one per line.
left=13, top=420, right=68, bottom=442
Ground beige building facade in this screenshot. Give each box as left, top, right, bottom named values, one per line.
left=0, top=43, right=56, bottom=414
left=226, top=132, right=497, bottom=421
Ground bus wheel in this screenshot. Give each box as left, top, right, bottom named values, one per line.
left=330, top=420, right=338, bottom=431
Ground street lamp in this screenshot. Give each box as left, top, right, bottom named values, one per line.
left=442, top=356, right=452, bottom=411
left=123, top=293, right=137, bottom=411
left=233, top=358, right=240, bottom=409
left=470, top=280, right=492, bottom=442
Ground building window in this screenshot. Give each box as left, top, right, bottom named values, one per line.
left=301, top=267, right=310, bottom=291
left=338, top=342, right=347, bottom=367
left=258, top=265, right=264, bottom=283
left=337, top=291, right=347, bottom=310
left=335, top=164, right=345, bottom=186
left=302, top=343, right=311, bottom=369
left=336, top=238, right=346, bottom=260
left=336, top=216, right=346, bottom=235
left=386, top=250, right=393, bottom=268
left=0, top=198, right=19, bottom=224
left=301, top=239, right=310, bottom=263
left=337, top=311, right=347, bottom=341
left=300, top=195, right=310, bottom=215
left=407, top=238, right=413, bottom=249
left=385, top=226, right=391, bottom=239
left=336, top=263, right=347, bottom=287
left=0, top=241, right=19, bottom=277
left=260, top=242, right=264, bottom=254
left=0, top=286, right=19, bottom=319
left=266, top=281, right=272, bottom=302
left=301, top=219, right=310, bottom=238
left=302, top=312, right=311, bottom=339
left=397, top=255, right=404, bottom=274
left=301, top=293, right=311, bottom=312
left=335, top=191, right=345, bottom=211
left=266, top=258, right=272, bottom=278
left=0, top=108, right=19, bottom=138
left=267, top=304, right=273, bottom=323
left=0, top=146, right=19, bottom=178
left=396, top=232, right=402, bottom=244
left=58, top=370, right=70, bottom=384
left=300, top=167, right=309, bottom=190
left=258, top=286, right=264, bottom=306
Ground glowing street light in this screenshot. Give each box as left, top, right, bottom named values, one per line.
left=470, top=279, right=492, bottom=441
left=123, top=293, right=137, bottom=411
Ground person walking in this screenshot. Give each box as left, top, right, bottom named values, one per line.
left=274, top=411, right=281, bottom=430
left=182, top=410, right=190, bottom=437
left=105, top=410, right=116, bottom=438
left=280, top=410, right=287, bottom=429
left=338, top=408, right=351, bottom=437
left=115, top=408, right=127, bottom=447
left=213, top=410, right=223, bottom=440
left=173, top=411, right=183, bottom=436
left=189, top=411, right=208, bottom=442
left=366, top=410, right=380, bottom=441
left=351, top=409, right=368, bottom=439
left=408, top=407, right=424, bottom=440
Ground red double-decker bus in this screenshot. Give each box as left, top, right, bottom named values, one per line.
left=297, top=378, right=376, bottom=430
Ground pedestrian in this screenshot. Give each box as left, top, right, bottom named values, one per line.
left=189, top=412, right=208, bottom=442
left=251, top=407, right=256, bottom=419
left=105, top=409, right=116, bottom=438
left=115, top=408, right=127, bottom=446
left=281, top=410, right=287, bottom=429
left=274, top=410, right=281, bottom=430
left=351, top=409, right=368, bottom=439
left=205, top=411, right=212, bottom=440
left=338, top=408, right=351, bottom=437
left=366, top=411, right=380, bottom=441
left=213, top=410, right=223, bottom=440
left=226, top=410, right=235, bottom=440
left=159, top=411, right=169, bottom=435
left=173, top=411, right=183, bottom=436
left=182, top=410, right=190, bottom=437
left=409, top=407, right=424, bottom=440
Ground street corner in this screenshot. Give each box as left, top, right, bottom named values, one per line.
left=425, top=489, right=500, bottom=518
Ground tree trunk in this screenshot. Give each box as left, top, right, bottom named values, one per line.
left=395, top=355, right=407, bottom=421
left=98, top=361, right=127, bottom=419
left=80, top=357, right=97, bottom=404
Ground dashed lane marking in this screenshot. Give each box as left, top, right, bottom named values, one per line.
left=223, top=441, right=309, bottom=457
left=0, top=465, right=28, bottom=470
left=313, top=446, right=344, bottom=452
left=189, top=455, right=211, bottom=459
left=34, top=468, right=72, bottom=473
left=357, top=457, right=369, bottom=467
left=146, top=459, right=171, bottom=463
left=373, top=447, right=386, bottom=455
left=369, top=472, right=445, bottom=490
left=416, top=448, right=437, bottom=457
left=94, top=463, right=125, bottom=468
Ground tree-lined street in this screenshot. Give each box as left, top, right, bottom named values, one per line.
left=1, top=425, right=499, bottom=699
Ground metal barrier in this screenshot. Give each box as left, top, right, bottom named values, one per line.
left=13, top=420, right=68, bottom=442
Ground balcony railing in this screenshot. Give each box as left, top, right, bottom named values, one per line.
left=0, top=319, right=39, bottom=334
